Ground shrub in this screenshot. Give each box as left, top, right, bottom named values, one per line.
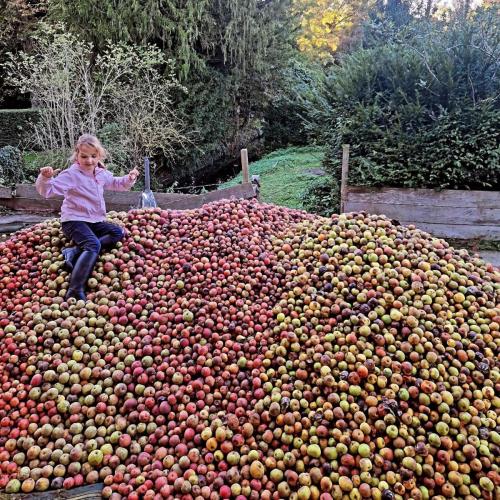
left=0, top=109, right=39, bottom=148
left=263, top=58, right=327, bottom=149
left=317, top=5, right=500, bottom=192
left=0, top=145, right=24, bottom=186
left=4, top=24, right=188, bottom=167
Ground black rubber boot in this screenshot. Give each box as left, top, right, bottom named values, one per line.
left=62, top=246, right=81, bottom=271
left=65, top=251, right=99, bottom=301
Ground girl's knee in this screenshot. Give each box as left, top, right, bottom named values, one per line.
left=112, top=226, right=126, bottom=243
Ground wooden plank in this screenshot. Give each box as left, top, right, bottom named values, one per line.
left=14, top=186, right=198, bottom=207
left=398, top=222, right=500, bottom=240
left=104, top=191, right=140, bottom=212
left=0, top=483, right=102, bottom=499
left=12, top=184, right=62, bottom=212
left=0, top=214, right=52, bottom=234
left=344, top=202, right=500, bottom=225
left=479, top=251, right=500, bottom=268
left=241, top=149, right=249, bottom=184
left=0, top=186, right=12, bottom=199
left=0, top=214, right=49, bottom=224
left=153, top=192, right=199, bottom=210
left=1, top=198, right=61, bottom=213
left=14, top=184, right=56, bottom=199
left=340, top=144, right=350, bottom=213
left=202, top=183, right=255, bottom=204
left=4, top=184, right=256, bottom=213
left=103, top=191, right=140, bottom=205
left=1, top=223, right=37, bottom=234
left=346, top=187, right=500, bottom=208
left=153, top=192, right=198, bottom=203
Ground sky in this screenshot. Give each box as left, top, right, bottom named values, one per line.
left=438, top=0, right=484, bottom=7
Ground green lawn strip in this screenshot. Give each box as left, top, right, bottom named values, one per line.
left=219, top=146, right=325, bottom=210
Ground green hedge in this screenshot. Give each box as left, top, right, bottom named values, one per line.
left=325, top=99, right=499, bottom=191
left=315, top=6, right=500, bottom=201
left=0, top=145, right=24, bottom=186
left=0, top=109, right=39, bottom=147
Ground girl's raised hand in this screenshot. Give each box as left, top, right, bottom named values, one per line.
left=40, top=167, right=60, bottom=178
left=128, top=168, right=139, bottom=182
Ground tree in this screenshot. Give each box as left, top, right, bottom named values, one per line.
left=0, top=0, right=48, bottom=105
left=3, top=25, right=188, bottom=169
left=317, top=2, right=499, bottom=194
left=109, top=67, right=189, bottom=167
left=47, top=0, right=294, bottom=81
left=47, top=0, right=210, bottom=79
left=47, top=0, right=296, bottom=177
left=293, top=0, right=373, bottom=60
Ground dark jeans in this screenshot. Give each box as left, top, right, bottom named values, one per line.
left=61, top=221, right=125, bottom=253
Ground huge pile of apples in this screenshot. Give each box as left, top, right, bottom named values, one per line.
left=0, top=199, right=498, bottom=500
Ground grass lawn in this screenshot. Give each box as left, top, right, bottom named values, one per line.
left=219, top=145, right=325, bottom=211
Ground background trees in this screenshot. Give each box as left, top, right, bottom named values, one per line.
left=35, top=0, right=295, bottom=180
left=323, top=2, right=498, bottom=186
left=0, top=0, right=48, bottom=107
left=4, top=26, right=188, bottom=175
left=0, top=0, right=497, bottom=195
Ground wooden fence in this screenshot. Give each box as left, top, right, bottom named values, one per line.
left=0, top=149, right=258, bottom=234
left=0, top=183, right=256, bottom=213
left=340, top=145, right=500, bottom=240
left=0, top=182, right=256, bottom=235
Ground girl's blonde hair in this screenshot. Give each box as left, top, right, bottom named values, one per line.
left=69, top=134, right=108, bottom=166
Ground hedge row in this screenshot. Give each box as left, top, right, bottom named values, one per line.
left=0, top=108, right=39, bottom=147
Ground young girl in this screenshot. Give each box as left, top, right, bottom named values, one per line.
left=36, top=134, right=139, bottom=301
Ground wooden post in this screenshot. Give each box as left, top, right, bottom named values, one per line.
left=241, top=149, right=249, bottom=184
left=340, top=144, right=350, bottom=213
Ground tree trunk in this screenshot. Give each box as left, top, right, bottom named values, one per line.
left=457, top=0, right=471, bottom=18
left=424, top=0, right=434, bottom=19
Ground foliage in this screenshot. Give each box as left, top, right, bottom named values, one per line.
left=46, top=0, right=294, bottom=116
left=177, top=69, right=236, bottom=161
left=22, top=149, right=67, bottom=182
left=0, top=109, right=39, bottom=148
left=47, top=0, right=210, bottom=78
left=262, top=57, right=327, bottom=149
left=96, top=123, right=130, bottom=174
left=293, top=0, right=373, bottom=60
left=45, top=1, right=296, bottom=177
left=317, top=4, right=500, bottom=192
left=0, top=0, right=48, bottom=106
left=198, top=0, right=296, bottom=157
left=447, top=238, right=500, bottom=253
left=220, top=145, right=325, bottom=211
left=107, top=63, right=189, bottom=169
left=0, top=145, right=24, bottom=185
left=301, top=175, right=341, bottom=217
left=3, top=24, right=188, bottom=169
left=47, top=0, right=293, bottom=79
left=324, top=100, right=499, bottom=190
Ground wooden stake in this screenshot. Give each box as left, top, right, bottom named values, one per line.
left=241, top=149, right=249, bottom=184
left=340, top=144, right=350, bottom=213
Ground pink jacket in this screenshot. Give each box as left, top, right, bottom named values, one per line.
left=35, top=163, right=136, bottom=223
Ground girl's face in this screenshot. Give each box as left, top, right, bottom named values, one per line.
left=76, top=144, right=101, bottom=171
